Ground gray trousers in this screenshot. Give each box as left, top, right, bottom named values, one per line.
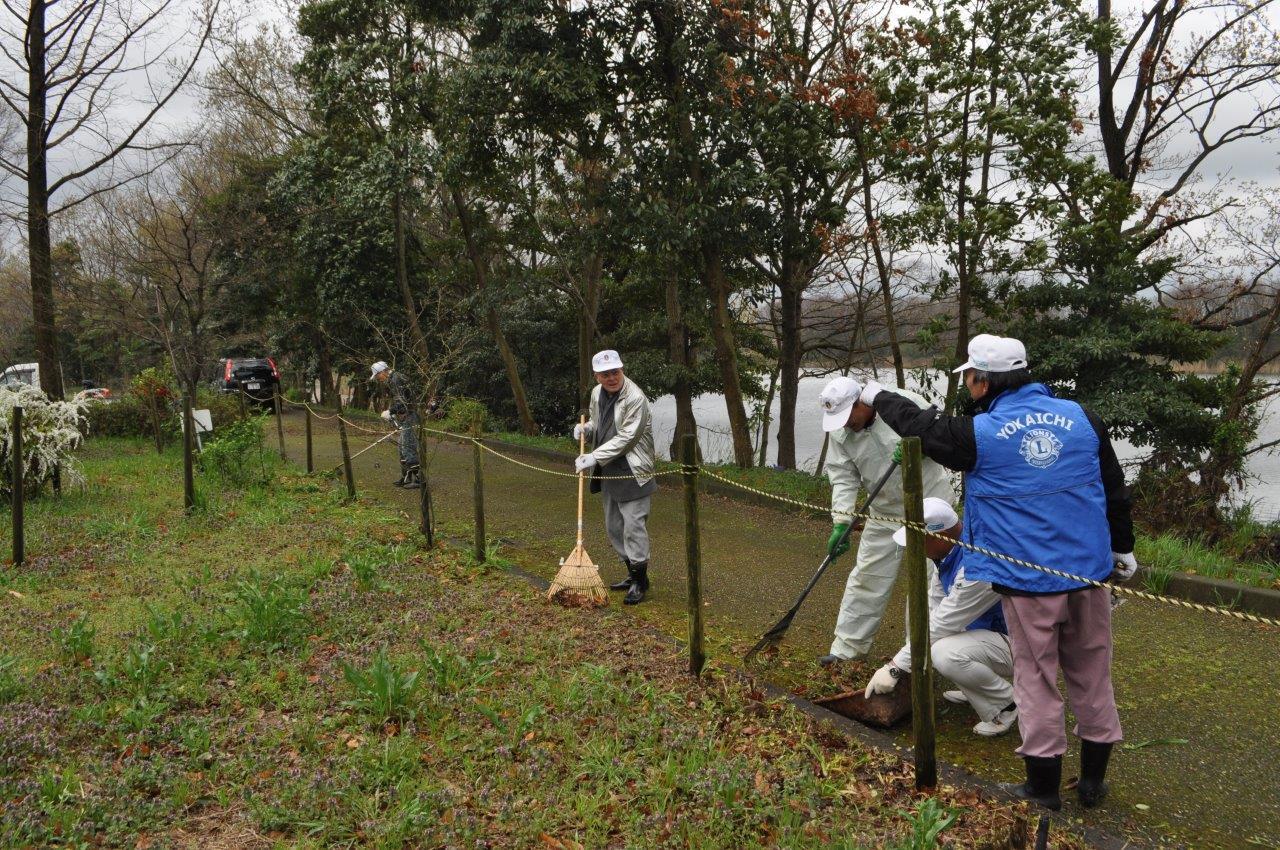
left=603, top=492, right=651, bottom=564
left=397, top=413, right=419, bottom=467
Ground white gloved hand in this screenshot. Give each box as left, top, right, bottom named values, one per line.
left=574, top=453, right=596, bottom=473
left=573, top=422, right=592, bottom=440
left=1111, top=551, right=1138, bottom=581
left=860, top=380, right=884, bottom=405
left=380, top=409, right=393, bottom=422
left=864, top=663, right=901, bottom=699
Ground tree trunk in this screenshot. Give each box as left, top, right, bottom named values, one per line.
left=393, top=189, right=431, bottom=369
left=704, top=245, right=754, bottom=467
left=1197, top=287, right=1280, bottom=516
left=317, top=338, right=335, bottom=406
left=450, top=187, right=537, bottom=435
left=757, top=363, right=778, bottom=467
left=665, top=267, right=697, bottom=460
left=26, top=0, right=63, bottom=400
left=776, top=267, right=804, bottom=469
left=577, top=251, right=603, bottom=410
left=854, top=124, right=905, bottom=387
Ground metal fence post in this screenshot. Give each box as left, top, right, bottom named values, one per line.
left=682, top=432, right=704, bottom=677
left=11, top=406, right=23, bottom=566
left=472, top=417, right=485, bottom=563
left=902, top=436, right=937, bottom=790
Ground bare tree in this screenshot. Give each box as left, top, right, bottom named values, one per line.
left=0, top=0, right=217, bottom=399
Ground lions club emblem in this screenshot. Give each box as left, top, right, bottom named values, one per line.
left=1019, top=428, right=1062, bottom=468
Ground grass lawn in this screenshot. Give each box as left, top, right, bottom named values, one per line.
left=0, top=438, right=1068, bottom=849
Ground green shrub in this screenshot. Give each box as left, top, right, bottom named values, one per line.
left=284, top=387, right=307, bottom=403
left=439, top=397, right=488, bottom=433
left=199, top=416, right=270, bottom=489
left=83, top=395, right=176, bottom=440
left=196, top=388, right=249, bottom=431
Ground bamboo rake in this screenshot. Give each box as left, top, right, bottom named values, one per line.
left=547, top=414, right=607, bottom=603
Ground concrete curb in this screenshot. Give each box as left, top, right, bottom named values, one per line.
left=470, top=435, right=1280, bottom=622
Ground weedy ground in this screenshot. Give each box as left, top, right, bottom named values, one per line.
left=0, top=438, right=1063, bottom=849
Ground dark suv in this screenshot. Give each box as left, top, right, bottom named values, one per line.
left=219, top=357, right=280, bottom=405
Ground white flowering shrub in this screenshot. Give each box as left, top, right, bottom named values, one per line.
left=1, top=384, right=88, bottom=498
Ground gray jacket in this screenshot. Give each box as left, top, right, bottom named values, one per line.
left=586, top=376, right=656, bottom=487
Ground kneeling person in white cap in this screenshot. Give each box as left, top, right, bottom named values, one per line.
left=863, top=497, right=1017, bottom=737
left=573, top=350, right=657, bottom=604
left=817, top=376, right=955, bottom=665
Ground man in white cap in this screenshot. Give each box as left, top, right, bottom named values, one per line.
left=574, top=350, right=657, bottom=604
left=371, top=360, right=420, bottom=489
left=816, top=375, right=954, bottom=666
left=862, top=497, right=1017, bottom=737
left=859, top=333, right=1137, bottom=811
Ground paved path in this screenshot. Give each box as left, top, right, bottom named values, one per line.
left=284, top=412, right=1280, bottom=849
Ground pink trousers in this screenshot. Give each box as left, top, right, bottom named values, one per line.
left=1001, top=587, right=1123, bottom=758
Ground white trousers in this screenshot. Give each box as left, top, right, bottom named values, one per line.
left=931, top=629, right=1015, bottom=723
left=830, top=523, right=900, bottom=659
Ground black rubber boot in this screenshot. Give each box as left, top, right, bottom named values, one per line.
left=1000, top=755, right=1062, bottom=811
left=392, top=463, right=408, bottom=487
left=1077, top=740, right=1113, bottom=808
left=402, top=466, right=422, bottom=490
left=624, top=561, right=649, bottom=605
left=610, top=559, right=634, bottom=591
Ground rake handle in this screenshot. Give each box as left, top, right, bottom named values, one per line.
left=577, top=414, right=587, bottom=547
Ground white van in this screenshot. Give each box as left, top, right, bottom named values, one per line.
left=1, top=362, right=39, bottom=388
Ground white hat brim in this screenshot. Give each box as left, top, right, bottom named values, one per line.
left=892, top=526, right=907, bottom=547
left=822, top=403, right=852, bottom=432
left=952, top=359, right=975, bottom=374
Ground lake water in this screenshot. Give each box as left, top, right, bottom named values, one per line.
left=651, top=374, right=1280, bottom=520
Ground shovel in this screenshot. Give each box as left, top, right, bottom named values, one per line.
left=743, top=460, right=899, bottom=664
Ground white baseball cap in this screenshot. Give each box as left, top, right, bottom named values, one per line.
left=370, top=361, right=390, bottom=379
left=591, top=349, right=624, bottom=372
left=893, top=497, right=961, bottom=547
left=819, top=376, right=864, bottom=432
left=953, top=334, right=1028, bottom=374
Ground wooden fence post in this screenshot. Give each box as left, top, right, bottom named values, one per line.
left=11, top=406, right=23, bottom=566
left=237, top=388, right=247, bottom=421
left=305, top=407, right=314, bottom=474
left=902, top=436, right=937, bottom=790
left=182, top=392, right=196, bottom=513
left=472, top=417, right=485, bottom=563
left=682, top=432, right=704, bottom=677
left=335, top=396, right=356, bottom=501
left=418, top=420, right=433, bottom=547
left=274, top=386, right=287, bottom=460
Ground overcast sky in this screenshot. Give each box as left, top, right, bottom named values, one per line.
left=0, top=0, right=1276, bottom=255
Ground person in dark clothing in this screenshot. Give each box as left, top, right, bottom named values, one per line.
left=859, top=334, right=1137, bottom=811
left=371, top=360, right=420, bottom=489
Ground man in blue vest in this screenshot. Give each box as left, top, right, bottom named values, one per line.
left=858, top=334, right=1137, bottom=811
left=862, top=497, right=1017, bottom=737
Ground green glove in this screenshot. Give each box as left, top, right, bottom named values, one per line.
left=827, top=523, right=852, bottom=558
left=892, top=443, right=903, bottom=465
